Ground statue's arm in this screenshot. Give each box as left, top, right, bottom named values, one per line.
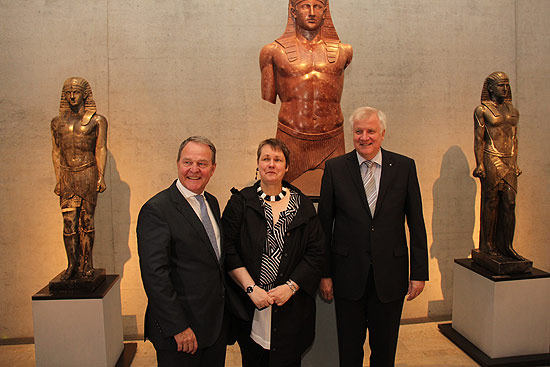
left=95, top=115, right=108, bottom=192
left=473, top=106, right=486, bottom=178
left=342, top=43, right=353, bottom=68
left=515, top=108, right=521, bottom=176
left=260, top=43, right=277, bottom=104
left=51, top=117, right=61, bottom=195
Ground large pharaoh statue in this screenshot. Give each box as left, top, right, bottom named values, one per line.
left=473, top=71, right=525, bottom=262
left=260, top=0, right=352, bottom=194
left=51, top=77, right=108, bottom=280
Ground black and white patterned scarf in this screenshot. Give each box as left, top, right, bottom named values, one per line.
left=258, top=190, right=300, bottom=291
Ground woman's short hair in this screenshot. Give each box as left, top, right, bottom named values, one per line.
left=256, top=138, right=291, bottom=168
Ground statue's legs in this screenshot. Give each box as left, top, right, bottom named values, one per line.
left=495, top=183, right=523, bottom=260
left=78, top=199, right=96, bottom=278
left=479, top=186, right=499, bottom=255
left=60, top=207, right=79, bottom=280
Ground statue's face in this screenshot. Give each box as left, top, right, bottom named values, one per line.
left=489, top=80, right=510, bottom=100
left=291, top=0, right=326, bottom=31
left=64, top=86, right=86, bottom=107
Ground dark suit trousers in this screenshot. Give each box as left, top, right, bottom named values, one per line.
left=155, top=315, right=229, bottom=367
left=334, top=269, right=404, bottom=367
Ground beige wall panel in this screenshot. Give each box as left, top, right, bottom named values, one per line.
left=0, top=0, right=548, bottom=339
left=515, top=0, right=550, bottom=270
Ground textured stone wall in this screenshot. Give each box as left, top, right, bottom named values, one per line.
left=0, top=0, right=548, bottom=339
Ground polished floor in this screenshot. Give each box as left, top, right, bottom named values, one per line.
left=0, top=321, right=492, bottom=366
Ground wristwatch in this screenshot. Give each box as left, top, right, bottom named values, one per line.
left=246, top=285, right=256, bottom=294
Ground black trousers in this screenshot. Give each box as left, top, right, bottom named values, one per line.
left=237, top=320, right=301, bottom=367
left=334, top=269, right=404, bottom=367
left=155, top=316, right=229, bottom=367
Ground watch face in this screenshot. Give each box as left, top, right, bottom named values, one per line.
left=246, top=286, right=254, bottom=294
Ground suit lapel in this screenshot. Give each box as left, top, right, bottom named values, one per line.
left=375, top=149, right=396, bottom=218
left=345, top=151, right=371, bottom=216
left=169, top=183, right=220, bottom=264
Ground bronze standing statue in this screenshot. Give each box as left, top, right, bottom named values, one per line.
left=51, top=77, right=108, bottom=281
left=472, top=71, right=531, bottom=273
left=260, top=0, right=352, bottom=195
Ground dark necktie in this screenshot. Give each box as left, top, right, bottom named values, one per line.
left=194, top=195, right=220, bottom=260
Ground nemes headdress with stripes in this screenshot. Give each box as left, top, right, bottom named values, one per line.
left=276, top=0, right=341, bottom=64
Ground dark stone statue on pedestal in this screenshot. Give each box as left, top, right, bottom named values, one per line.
left=260, top=0, right=353, bottom=195
left=50, top=77, right=108, bottom=292
left=472, top=71, right=532, bottom=274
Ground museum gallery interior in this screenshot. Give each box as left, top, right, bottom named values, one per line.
left=1, top=1, right=549, bottom=366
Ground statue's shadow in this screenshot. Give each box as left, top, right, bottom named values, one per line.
left=429, top=146, right=476, bottom=316
left=95, top=152, right=131, bottom=278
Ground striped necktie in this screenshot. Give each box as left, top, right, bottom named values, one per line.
left=362, top=161, right=377, bottom=216
left=194, top=195, right=220, bottom=260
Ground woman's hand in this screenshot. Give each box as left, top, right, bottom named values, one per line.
left=268, top=284, right=294, bottom=306
left=249, top=286, right=274, bottom=309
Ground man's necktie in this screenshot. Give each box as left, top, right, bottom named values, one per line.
left=194, top=195, right=220, bottom=260
left=362, top=161, right=377, bottom=216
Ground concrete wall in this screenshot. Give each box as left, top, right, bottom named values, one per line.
left=1, top=0, right=548, bottom=339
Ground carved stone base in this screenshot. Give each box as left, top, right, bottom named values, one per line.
left=48, top=268, right=106, bottom=294
left=471, top=249, right=533, bottom=275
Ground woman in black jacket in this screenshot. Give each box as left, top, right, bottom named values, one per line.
left=222, top=138, right=325, bottom=367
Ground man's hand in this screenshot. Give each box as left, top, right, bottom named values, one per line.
left=319, top=278, right=333, bottom=301
left=248, top=286, right=274, bottom=309
left=406, top=280, right=425, bottom=301
left=174, top=327, right=198, bottom=354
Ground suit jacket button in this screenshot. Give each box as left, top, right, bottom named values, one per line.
left=371, top=227, right=375, bottom=231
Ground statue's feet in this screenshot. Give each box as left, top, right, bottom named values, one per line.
left=505, top=247, right=525, bottom=261
left=82, top=267, right=94, bottom=279
left=483, top=245, right=500, bottom=257
left=60, top=264, right=76, bottom=281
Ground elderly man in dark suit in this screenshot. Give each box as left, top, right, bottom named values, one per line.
left=137, top=136, right=228, bottom=367
left=318, top=107, right=429, bottom=367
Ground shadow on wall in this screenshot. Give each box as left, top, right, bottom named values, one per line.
left=109, top=153, right=131, bottom=278
left=428, top=146, right=476, bottom=317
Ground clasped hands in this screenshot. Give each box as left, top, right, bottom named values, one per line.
left=249, top=284, right=294, bottom=309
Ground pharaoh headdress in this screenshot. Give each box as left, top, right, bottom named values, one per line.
left=59, top=77, right=96, bottom=126
left=481, top=71, right=512, bottom=104
left=276, top=0, right=341, bottom=63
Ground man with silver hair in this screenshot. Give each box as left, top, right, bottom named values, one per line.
left=318, top=107, right=429, bottom=366
left=260, top=0, right=353, bottom=194
left=51, top=77, right=108, bottom=280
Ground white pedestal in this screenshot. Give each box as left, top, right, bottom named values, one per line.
left=452, top=261, right=550, bottom=359
left=32, top=275, right=124, bottom=367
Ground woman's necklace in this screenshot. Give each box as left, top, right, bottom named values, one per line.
left=257, top=186, right=288, bottom=202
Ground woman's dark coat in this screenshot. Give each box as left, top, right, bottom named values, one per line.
left=222, top=182, right=325, bottom=364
